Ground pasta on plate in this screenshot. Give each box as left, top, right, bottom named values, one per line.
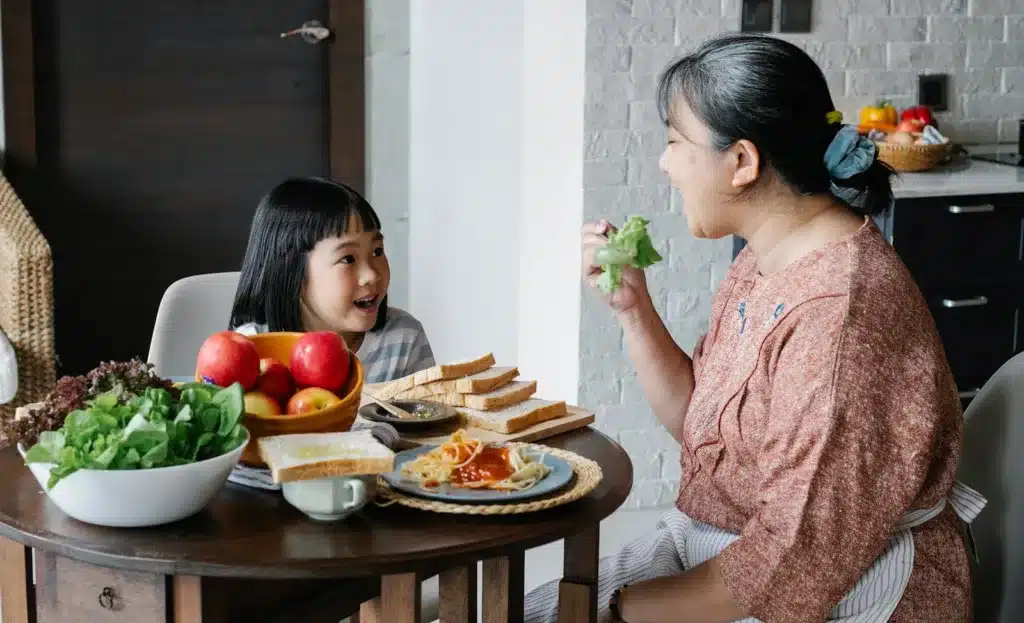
left=400, top=429, right=551, bottom=492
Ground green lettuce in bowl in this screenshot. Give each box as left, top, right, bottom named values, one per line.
left=24, top=382, right=248, bottom=490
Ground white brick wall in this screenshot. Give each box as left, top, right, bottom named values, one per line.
left=580, top=0, right=1024, bottom=509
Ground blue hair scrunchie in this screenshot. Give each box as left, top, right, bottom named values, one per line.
left=823, top=125, right=876, bottom=179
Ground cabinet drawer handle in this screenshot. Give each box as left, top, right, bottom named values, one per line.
left=947, top=204, right=995, bottom=214
left=941, top=296, right=989, bottom=308
left=958, top=388, right=980, bottom=399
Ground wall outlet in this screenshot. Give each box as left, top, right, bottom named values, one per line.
left=918, top=74, right=949, bottom=112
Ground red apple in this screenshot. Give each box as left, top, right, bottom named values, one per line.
left=244, top=391, right=283, bottom=416
left=286, top=387, right=343, bottom=415
left=196, top=331, right=261, bottom=390
left=289, top=331, right=351, bottom=392
left=255, top=357, right=294, bottom=403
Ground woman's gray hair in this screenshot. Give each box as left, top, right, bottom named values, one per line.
left=656, top=33, right=894, bottom=217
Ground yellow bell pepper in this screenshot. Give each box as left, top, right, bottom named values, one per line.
left=859, top=100, right=898, bottom=126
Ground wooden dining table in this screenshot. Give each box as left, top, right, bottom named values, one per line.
left=0, top=427, right=632, bottom=623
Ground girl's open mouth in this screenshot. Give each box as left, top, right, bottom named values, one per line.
left=353, top=294, right=379, bottom=311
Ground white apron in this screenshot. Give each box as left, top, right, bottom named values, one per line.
left=678, top=480, right=987, bottom=622
left=522, top=481, right=986, bottom=623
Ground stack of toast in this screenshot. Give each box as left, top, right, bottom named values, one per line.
left=362, top=353, right=568, bottom=434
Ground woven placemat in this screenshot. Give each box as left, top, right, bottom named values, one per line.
left=374, top=443, right=603, bottom=515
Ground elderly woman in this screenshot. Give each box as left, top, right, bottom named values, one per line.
left=525, top=33, right=985, bottom=623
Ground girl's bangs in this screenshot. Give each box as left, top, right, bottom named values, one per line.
left=311, top=200, right=381, bottom=243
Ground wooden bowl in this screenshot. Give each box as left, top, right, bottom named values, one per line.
left=195, top=332, right=364, bottom=467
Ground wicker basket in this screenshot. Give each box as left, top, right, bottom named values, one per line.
left=0, top=174, right=56, bottom=421
left=874, top=139, right=953, bottom=172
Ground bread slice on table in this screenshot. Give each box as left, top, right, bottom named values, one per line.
left=366, top=352, right=497, bottom=401
left=421, top=380, right=537, bottom=411
left=395, top=366, right=519, bottom=399
left=363, top=353, right=496, bottom=401
left=456, top=398, right=567, bottom=434
left=257, top=430, right=396, bottom=484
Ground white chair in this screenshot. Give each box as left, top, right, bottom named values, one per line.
left=958, top=352, right=1024, bottom=623
left=147, top=272, right=241, bottom=379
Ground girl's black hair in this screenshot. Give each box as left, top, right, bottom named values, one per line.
left=229, top=176, right=388, bottom=333
left=656, top=33, right=894, bottom=217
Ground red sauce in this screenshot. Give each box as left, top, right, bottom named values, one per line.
left=450, top=446, right=513, bottom=484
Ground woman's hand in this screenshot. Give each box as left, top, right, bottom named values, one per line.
left=582, top=219, right=695, bottom=445
left=616, top=559, right=747, bottom=623
left=582, top=220, right=652, bottom=316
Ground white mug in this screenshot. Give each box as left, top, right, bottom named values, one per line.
left=281, top=475, right=375, bottom=522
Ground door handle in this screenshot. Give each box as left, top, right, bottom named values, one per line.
left=958, top=388, right=980, bottom=400
left=280, top=20, right=331, bottom=45
left=947, top=204, right=995, bottom=214
left=941, top=296, right=989, bottom=308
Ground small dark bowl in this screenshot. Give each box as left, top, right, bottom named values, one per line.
left=358, top=400, right=459, bottom=430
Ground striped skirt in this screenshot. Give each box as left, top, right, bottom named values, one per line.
left=523, top=482, right=985, bottom=623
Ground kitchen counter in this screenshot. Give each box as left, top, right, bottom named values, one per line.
left=892, top=146, right=1024, bottom=199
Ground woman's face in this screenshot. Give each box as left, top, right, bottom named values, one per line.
left=658, top=100, right=760, bottom=239
left=301, top=214, right=390, bottom=336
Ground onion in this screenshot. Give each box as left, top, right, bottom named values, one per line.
left=886, top=131, right=916, bottom=146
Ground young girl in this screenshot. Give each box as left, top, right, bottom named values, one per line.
left=230, top=176, right=434, bottom=384
left=524, top=33, right=985, bottom=622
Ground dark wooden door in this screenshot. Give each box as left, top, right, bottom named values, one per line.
left=3, top=0, right=363, bottom=375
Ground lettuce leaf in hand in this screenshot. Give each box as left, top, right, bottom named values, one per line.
left=23, top=383, right=247, bottom=490
left=593, top=215, right=663, bottom=294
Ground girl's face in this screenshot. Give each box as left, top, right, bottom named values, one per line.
left=301, top=215, right=390, bottom=336
left=658, top=99, right=761, bottom=239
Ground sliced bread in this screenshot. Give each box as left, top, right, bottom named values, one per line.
left=456, top=398, right=568, bottom=434
left=394, top=366, right=519, bottom=399
left=421, top=380, right=537, bottom=411
left=257, top=430, right=396, bottom=484
left=363, top=353, right=497, bottom=400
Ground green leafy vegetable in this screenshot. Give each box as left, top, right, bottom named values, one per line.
left=594, top=215, right=664, bottom=294
left=23, top=383, right=248, bottom=490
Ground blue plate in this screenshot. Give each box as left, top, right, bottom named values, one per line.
left=380, top=443, right=574, bottom=504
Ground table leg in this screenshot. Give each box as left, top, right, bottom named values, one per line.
left=359, top=573, right=420, bottom=623
left=171, top=576, right=228, bottom=623
left=482, top=552, right=525, bottom=623
left=0, top=537, right=33, bottom=623
left=439, top=565, right=478, bottom=623
left=557, top=526, right=599, bottom=623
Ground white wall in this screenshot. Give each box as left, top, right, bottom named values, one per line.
left=518, top=0, right=585, bottom=404
left=365, top=0, right=411, bottom=310
left=409, top=0, right=585, bottom=402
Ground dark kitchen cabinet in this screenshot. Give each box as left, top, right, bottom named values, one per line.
left=887, top=195, right=1024, bottom=290
left=880, top=193, right=1024, bottom=407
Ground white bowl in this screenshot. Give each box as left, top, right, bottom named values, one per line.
left=18, top=430, right=248, bottom=528
left=281, top=475, right=376, bottom=522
